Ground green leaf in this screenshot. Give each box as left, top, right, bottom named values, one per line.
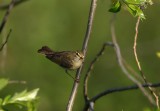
left=127, top=4, right=145, bottom=19
left=157, top=52, right=160, bottom=58
left=8, top=88, right=39, bottom=103
left=2, top=95, right=11, bottom=106
left=0, top=78, right=9, bottom=91
left=0, top=89, right=39, bottom=111
left=109, top=1, right=121, bottom=13
left=123, top=0, right=153, bottom=19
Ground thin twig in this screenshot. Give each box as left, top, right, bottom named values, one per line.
left=0, top=0, right=28, bottom=10
left=110, top=15, right=155, bottom=105
left=90, top=83, right=160, bottom=102
left=83, top=42, right=114, bottom=111
left=0, top=0, right=15, bottom=34
left=133, top=17, right=143, bottom=76
left=9, top=80, right=27, bottom=84
left=83, top=42, right=114, bottom=102
left=133, top=16, right=159, bottom=109
left=0, top=29, right=12, bottom=51
left=66, top=0, right=98, bottom=111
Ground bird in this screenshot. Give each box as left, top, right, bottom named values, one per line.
left=38, top=46, right=84, bottom=81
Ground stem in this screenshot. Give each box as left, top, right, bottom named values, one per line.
left=0, top=0, right=15, bottom=34
left=133, top=17, right=159, bottom=108
left=66, top=0, right=98, bottom=111
left=0, top=29, right=12, bottom=51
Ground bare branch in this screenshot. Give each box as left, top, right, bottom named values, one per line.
left=110, top=15, right=156, bottom=105
left=90, top=83, right=160, bottom=102
left=0, top=29, right=12, bottom=51
left=0, top=0, right=15, bottom=34
left=83, top=42, right=114, bottom=111
left=133, top=17, right=142, bottom=73
left=83, top=42, right=114, bottom=102
left=133, top=16, right=159, bottom=109
left=0, top=0, right=28, bottom=10
left=83, top=82, right=160, bottom=111
left=66, top=0, right=98, bottom=111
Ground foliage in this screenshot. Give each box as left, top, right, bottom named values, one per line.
left=109, top=0, right=153, bottom=19
left=109, top=1, right=121, bottom=13
left=0, top=78, right=39, bottom=111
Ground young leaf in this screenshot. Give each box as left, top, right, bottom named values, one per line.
left=0, top=78, right=9, bottom=91
left=127, top=4, right=145, bottom=19
left=8, top=88, right=39, bottom=103
left=1, top=89, right=39, bottom=111
left=109, top=1, right=121, bottom=13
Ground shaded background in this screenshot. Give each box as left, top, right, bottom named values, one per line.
left=0, top=0, right=160, bottom=110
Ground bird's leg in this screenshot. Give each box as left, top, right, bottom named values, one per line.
left=65, top=70, right=79, bottom=82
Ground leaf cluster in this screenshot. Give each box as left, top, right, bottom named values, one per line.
left=0, top=78, right=39, bottom=111
left=109, top=0, right=153, bottom=19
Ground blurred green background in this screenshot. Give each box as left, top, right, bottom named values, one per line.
left=0, top=0, right=160, bottom=111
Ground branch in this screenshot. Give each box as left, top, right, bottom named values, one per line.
left=90, top=83, right=160, bottom=102
left=66, top=0, right=98, bottom=111
left=83, top=83, right=160, bottom=111
left=110, top=15, right=156, bottom=105
left=0, top=0, right=28, bottom=10
left=83, top=42, right=114, bottom=111
left=0, top=29, right=12, bottom=51
left=83, top=15, right=157, bottom=110
left=83, top=42, right=114, bottom=102
left=0, top=0, right=15, bottom=34
left=133, top=17, right=159, bottom=109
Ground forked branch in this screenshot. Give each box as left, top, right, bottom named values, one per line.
left=83, top=42, right=114, bottom=102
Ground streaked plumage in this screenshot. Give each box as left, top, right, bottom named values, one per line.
left=38, top=46, right=84, bottom=70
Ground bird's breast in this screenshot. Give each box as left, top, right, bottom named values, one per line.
left=70, top=60, right=83, bottom=69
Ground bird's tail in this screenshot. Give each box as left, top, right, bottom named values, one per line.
left=38, top=46, right=54, bottom=55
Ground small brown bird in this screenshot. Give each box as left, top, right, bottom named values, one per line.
left=38, top=46, right=84, bottom=80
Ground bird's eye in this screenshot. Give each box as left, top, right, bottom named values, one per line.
left=76, top=52, right=80, bottom=56
left=76, top=51, right=84, bottom=59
